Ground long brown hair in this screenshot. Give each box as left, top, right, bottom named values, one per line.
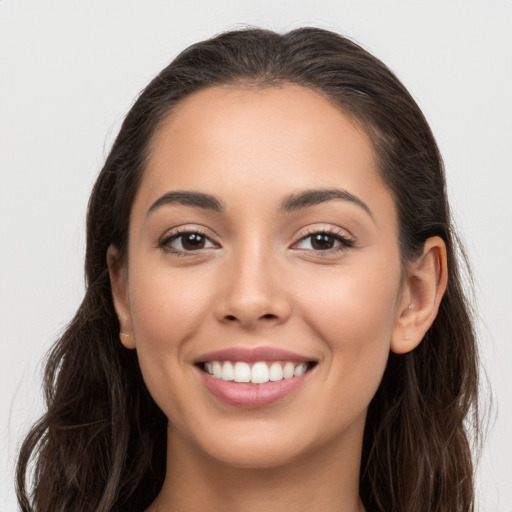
left=16, top=27, right=479, bottom=511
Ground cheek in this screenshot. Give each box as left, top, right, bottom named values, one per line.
left=294, top=259, right=402, bottom=393
left=126, top=264, right=213, bottom=404
left=126, top=264, right=215, bottom=421
left=128, top=265, right=209, bottom=345
left=302, top=262, right=400, bottom=334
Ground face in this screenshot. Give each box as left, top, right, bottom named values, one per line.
left=111, top=85, right=414, bottom=469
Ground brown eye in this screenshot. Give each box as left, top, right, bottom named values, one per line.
left=311, top=233, right=336, bottom=250
left=160, top=231, right=217, bottom=253
left=293, top=231, right=354, bottom=252
left=181, top=233, right=206, bottom=250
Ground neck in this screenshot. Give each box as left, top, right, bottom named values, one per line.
left=147, top=420, right=366, bottom=512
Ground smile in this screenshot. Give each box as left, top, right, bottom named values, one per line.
left=195, top=347, right=317, bottom=407
left=201, top=360, right=314, bottom=384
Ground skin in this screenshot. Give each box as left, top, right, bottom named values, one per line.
left=109, top=85, right=447, bottom=512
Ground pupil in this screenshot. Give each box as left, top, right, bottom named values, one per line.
left=312, top=233, right=334, bottom=250
left=183, top=233, right=205, bottom=250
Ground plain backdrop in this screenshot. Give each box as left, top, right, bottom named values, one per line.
left=0, top=1, right=511, bottom=510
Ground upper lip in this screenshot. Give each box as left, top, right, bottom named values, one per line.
left=195, top=346, right=314, bottom=364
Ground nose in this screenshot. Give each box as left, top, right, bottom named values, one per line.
left=214, top=245, right=291, bottom=329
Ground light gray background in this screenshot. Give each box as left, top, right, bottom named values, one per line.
left=1, top=1, right=510, bottom=510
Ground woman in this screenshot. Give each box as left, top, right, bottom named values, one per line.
left=16, top=27, right=479, bottom=512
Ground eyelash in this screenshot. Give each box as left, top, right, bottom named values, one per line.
left=158, top=228, right=354, bottom=256
left=158, top=228, right=217, bottom=256
left=293, top=228, right=354, bottom=254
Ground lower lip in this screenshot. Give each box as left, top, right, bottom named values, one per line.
left=199, top=369, right=311, bottom=408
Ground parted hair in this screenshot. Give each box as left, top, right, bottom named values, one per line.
left=17, top=27, right=479, bottom=512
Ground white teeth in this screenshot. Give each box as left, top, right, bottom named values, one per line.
left=221, top=361, right=234, bottom=381
left=212, top=361, right=222, bottom=379
left=204, top=360, right=311, bottom=384
left=251, top=362, right=270, bottom=384
left=293, top=362, right=308, bottom=376
left=269, top=361, right=283, bottom=381
left=233, top=362, right=251, bottom=382
left=283, top=362, right=295, bottom=379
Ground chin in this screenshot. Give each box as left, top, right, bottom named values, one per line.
left=183, top=420, right=313, bottom=470
left=207, top=441, right=307, bottom=470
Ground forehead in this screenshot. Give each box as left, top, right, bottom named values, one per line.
left=135, top=84, right=394, bottom=222
left=150, top=84, right=372, bottom=170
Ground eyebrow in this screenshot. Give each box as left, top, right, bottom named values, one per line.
left=147, top=191, right=224, bottom=216
left=281, top=188, right=374, bottom=219
left=147, top=187, right=373, bottom=220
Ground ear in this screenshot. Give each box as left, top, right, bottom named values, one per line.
left=107, top=245, right=136, bottom=349
left=391, top=236, right=448, bottom=354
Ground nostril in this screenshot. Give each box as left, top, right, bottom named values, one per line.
left=223, top=313, right=277, bottom=323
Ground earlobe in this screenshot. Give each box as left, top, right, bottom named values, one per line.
left=107, top=245, right=136, bottom=349
left=391, top=236, right=448, bottom=354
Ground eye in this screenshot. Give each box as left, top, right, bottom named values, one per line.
left=293, top=230, right=354, bottom=252
left=160, top=230, right=217, bottom=254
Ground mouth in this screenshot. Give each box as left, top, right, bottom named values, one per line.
left=194, top=347, right=318, bottom=407
left=198, top=360, right=317, bottom=384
